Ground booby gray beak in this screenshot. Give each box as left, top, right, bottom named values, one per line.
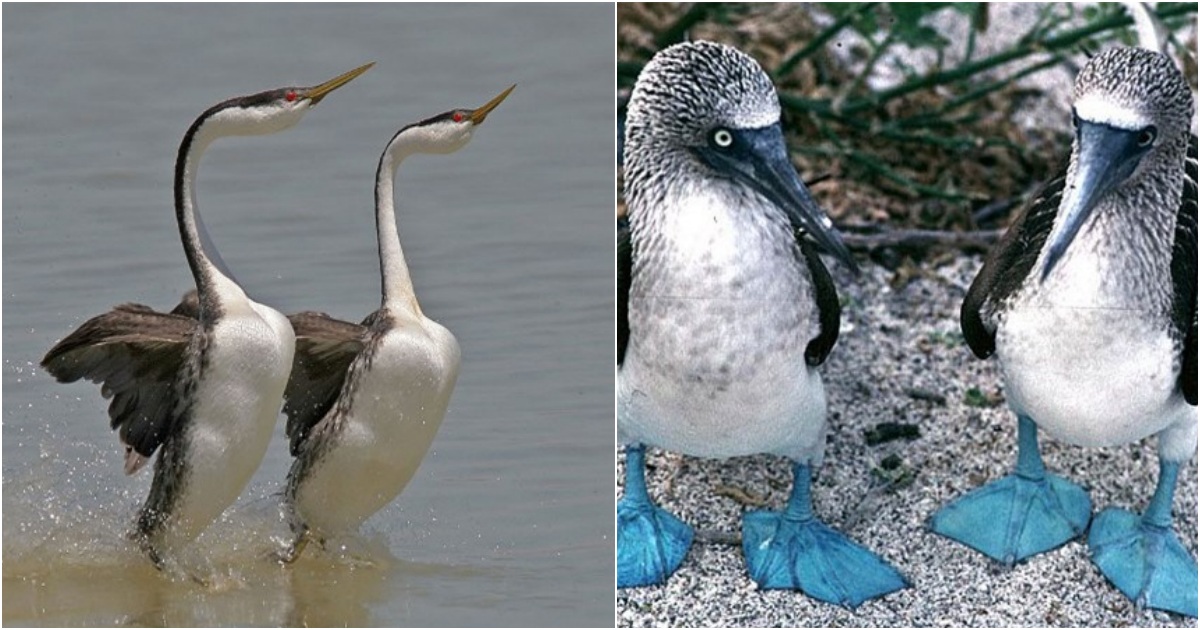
left=1040, top=119, right=1148, bottom=281
left=696, top=123, right=858, bottom=274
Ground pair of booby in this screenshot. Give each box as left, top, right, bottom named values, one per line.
left=932, top=46, right=1196, bottom=617
left=620, top=40, right=1195, bottom=615
left=41, top=65, right=514, bottom=567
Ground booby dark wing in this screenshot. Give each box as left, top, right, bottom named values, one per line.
left=1172, top=136, right=1197, bottom=405
left=618, top=216, right=631, bottom=366
left=283, top=311, right=366, bottom=455
left=41, top=302, right=196, bottom=470
left=961, top=169, right=1067, bottom=359
left=798, top=235, right=840, bottom=366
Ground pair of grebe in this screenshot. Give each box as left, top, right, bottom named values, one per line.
left=42, top=63, right=513, bottom=566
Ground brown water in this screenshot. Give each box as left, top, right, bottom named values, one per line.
left=3, top=3, right=615, bottom=626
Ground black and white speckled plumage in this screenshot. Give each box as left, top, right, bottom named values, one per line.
left=618, top=41, right=846, bottom=463
left=961, top=47, right=1196, bottom=461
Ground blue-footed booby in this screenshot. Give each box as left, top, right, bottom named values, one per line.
left=40, top=63, right=374, bottom=567
left=932, top=47, right=1196, bottom=617
left=617, top=40, right=907, bottom=607
left=277, top=85, right=514, bottom=563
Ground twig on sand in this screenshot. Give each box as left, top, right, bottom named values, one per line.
left=842, top=227, right=1004, bottom=252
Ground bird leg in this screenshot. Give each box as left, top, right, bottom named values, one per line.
left=742, top=462, right=907, bottom=607
left=617, top=444, right=693, bottom=587
left=930, top=415, right=1091, bottom=564
left=1089, top=459, right=1198, bottom=617
left=274, top=530, right=312, bottom=565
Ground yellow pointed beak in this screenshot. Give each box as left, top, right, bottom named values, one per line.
left=306, top=62, right=375, bottom=105
left=469, top=84, right=516, bottom=125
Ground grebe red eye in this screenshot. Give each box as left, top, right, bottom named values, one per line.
left=285, top=91, right=298, bottom=102
left=453, top=111, right=464, bottom=122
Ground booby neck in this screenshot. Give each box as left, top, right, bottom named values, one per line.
left=1058, top=158, right=1180, bottom=245
left=1032, top=137, right=1187, bottom=312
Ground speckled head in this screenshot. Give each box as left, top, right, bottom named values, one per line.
left=1040, top=47, right=1195, bottom=280
left=626, top=41, right=780, bottom=149
left=623, top=40, right=857, bottom=272
left=1073, top=47, right=1193, bottom=144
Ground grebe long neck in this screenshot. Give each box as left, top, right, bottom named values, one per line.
left=375, top=117, right=476, bottom=314
left=174, top=109, right=245, bottom=316
left=374, top=134, right=423, bottom=316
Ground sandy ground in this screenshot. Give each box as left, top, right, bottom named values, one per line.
left=616, top=257, right=1198, bottom=628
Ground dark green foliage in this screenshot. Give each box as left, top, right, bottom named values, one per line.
left=619, top=3, right=1197, bottom=234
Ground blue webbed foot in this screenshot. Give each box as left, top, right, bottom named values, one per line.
left=617, top=445, right=694, bottom=588
left=930, top=472, right=1091, bottom=563
left=1088, top=461, right=1198, bottom=617
left=742, top=464, right=907, bottom=607
left=1089, top=508, right=1198, bottom=617
left=930, top=416, right=1091, bottom=564
left=618, top=495, right=693, bottom=587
